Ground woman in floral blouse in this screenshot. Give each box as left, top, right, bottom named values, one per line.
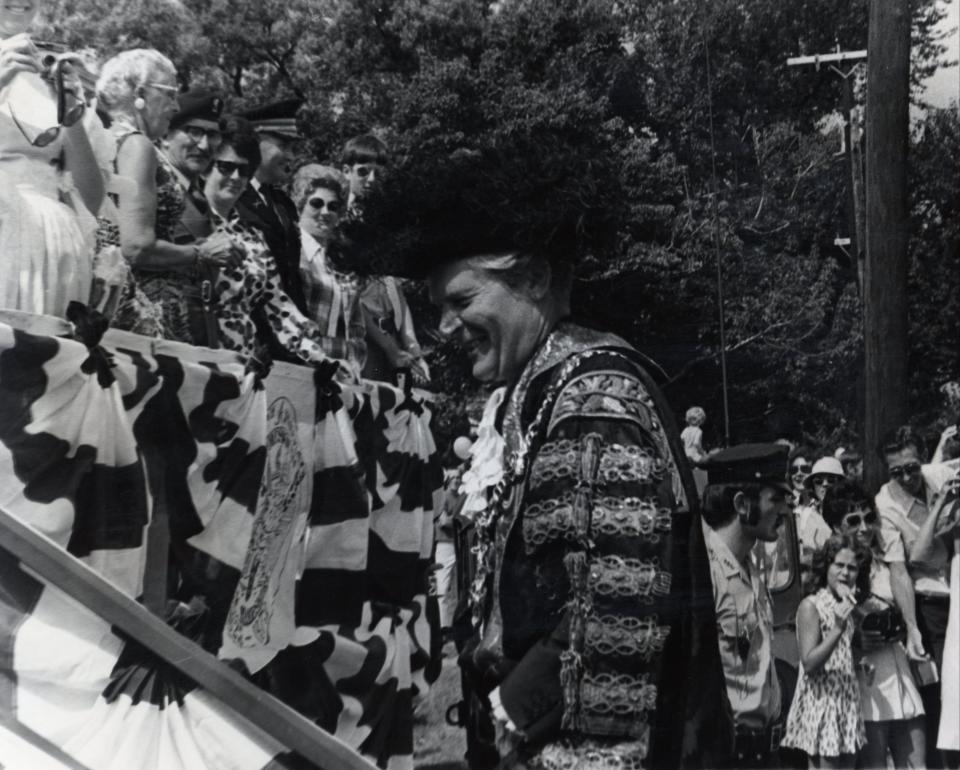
left=203, top=116, right=345, bottom=374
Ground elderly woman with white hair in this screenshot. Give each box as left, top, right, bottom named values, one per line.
left=0, top=0, right=103, bottom=316
left=291, top=163, right=366, bottom=375
left=94, top=49, right=237, bottom=340
left=330, top=135, right=730, bottom=768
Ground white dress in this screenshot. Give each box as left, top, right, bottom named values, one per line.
left=857, top=530, right=925, bottom=722
left=0, top=67, right=93, bottom=316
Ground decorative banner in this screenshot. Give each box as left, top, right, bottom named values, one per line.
left=0, top=311, right=441, bottom=770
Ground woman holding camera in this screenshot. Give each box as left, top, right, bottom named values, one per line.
left=0, top=0, right=103, bottom=316
left=822, top=480, right=926, bottom=769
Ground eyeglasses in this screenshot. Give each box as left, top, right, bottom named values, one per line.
left=792, top=463, right=812, bottom=475
left=812, top=476, right=838, bottom=487
left=308, top=198, right=344, bottom=213
left=842, top=511, right=877, bottom=528
left=9, top=66, right=85, bottom=148
left=351, top=163, right=385, bottom=178
left=145, top=82, right=179, bottom=101
left=212, top=160, right=253, bottom=179
left=181, top=124, right=223, bottom=145
left=888, top=462, right=922, bottom=480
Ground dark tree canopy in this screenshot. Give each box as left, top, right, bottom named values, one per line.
left=35, top=0, right=958, bottom=452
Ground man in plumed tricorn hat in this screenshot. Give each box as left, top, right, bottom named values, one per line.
left=234, top=98, right=306, bottom=314
left=161, top=88, right=225, bottom=244
left=329, top=132, right=732, bottom=769
left=699, top=444, right=792, bottom=768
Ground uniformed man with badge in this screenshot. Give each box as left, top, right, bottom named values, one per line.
left=700, top=443, right=792, bottom=768
left=234, top=98, right=306, bottom=313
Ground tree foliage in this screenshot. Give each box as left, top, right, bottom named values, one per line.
left=36, top=0, right=958, bottom=451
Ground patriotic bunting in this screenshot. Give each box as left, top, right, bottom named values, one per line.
left=0, top=310, right=442, bottom=769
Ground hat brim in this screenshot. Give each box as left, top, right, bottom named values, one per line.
left=256, top=128, right=302, bottom=140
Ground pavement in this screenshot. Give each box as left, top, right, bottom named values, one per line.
left=413, top=642, right=468, bottom=769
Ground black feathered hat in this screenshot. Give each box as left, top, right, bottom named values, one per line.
left=327, top=129, right=627, bottom=278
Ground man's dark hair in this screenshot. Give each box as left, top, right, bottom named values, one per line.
left=342, top=134, right=388, bottom=166
left=878, top=425, right=926, bottom=462
left=702, top=483, right=766, bottom=529
left=820, top=479, right=874, bottom=530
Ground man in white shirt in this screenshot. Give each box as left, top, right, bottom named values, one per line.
left=875, top=424, right=957, bottom=769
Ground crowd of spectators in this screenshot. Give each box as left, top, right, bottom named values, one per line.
left=2, top=11, right=959, bottom=770
left=1, top=16, right=424, bottom=387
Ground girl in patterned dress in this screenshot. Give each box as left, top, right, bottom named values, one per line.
left=782, top=533, right=869, bottom=768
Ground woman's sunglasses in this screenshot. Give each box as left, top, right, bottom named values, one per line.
left=791, top=463, right=812, bottom=476
left=812, top=475, right=838, bottom=487
left=10, top=65, right=85, bottom=148
left=212, top=160, right=253, bottom=179
left=842, top=511, right=877, bottom=528
left=308, top=198, right=344, bottom=213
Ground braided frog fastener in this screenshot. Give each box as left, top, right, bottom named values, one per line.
left=587, top=555, right=672, bottom=603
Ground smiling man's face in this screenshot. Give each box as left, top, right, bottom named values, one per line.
left=429, top=257, right=548, bottom=385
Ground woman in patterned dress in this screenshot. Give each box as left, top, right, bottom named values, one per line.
left=202, top=117, right=342, bottom=371
left=94, top=49, right=237, bottom=340
left=822, top=481, right=926, bottom=769
left=782, top=533, right=869, bottom=768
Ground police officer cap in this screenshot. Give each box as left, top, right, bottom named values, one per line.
left=700, top=443, right=790, bottom=489
left=170, top=89, right=225, bottom=130
left=239, top=98, right=303, bottom=139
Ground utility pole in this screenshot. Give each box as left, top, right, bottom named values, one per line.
left=863, top=0, right=911, bottom=492
left=786, top=45, right=867, bottom=291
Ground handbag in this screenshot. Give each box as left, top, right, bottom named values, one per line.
left=182, top=263, right=221, bottom=349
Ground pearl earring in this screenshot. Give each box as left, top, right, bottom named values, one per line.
left=134, top=96, right=146, bottom=110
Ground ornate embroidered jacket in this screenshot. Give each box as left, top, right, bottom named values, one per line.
left=472, top=322, right=731, bottom=769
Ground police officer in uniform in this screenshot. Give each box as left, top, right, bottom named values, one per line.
left=234, top=98, right=305, bottom=313
left=700, top=444, right=792, bottom=768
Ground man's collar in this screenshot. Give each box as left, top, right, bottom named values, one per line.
left=703, top=522, right=751, bottom=581
left=300, top=228, right=323, bottom=257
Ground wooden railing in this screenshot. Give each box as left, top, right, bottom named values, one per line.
left=0, top=505, right=377, bottom=770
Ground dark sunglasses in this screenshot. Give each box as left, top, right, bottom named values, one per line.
left=352, top=163, right=384, bottom=178
left=212, top=160, right=253, bottom=179
left=10, top=65, right=85, bottom=148
left=308, top=198, right=344, bottom=213
left=792, top=463, right=812, bottom=475
left=888, top=462, right=922, bottom=480
left=812, top=475, right=838, bottom=486
left=842, top=511, right=877, bottom=528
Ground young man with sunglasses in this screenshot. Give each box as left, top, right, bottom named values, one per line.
left=341, top=133, right=430, bottom=385
left=875, top=425, right=959, bottom=769
left=161, top=89, right=225, bottom=245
